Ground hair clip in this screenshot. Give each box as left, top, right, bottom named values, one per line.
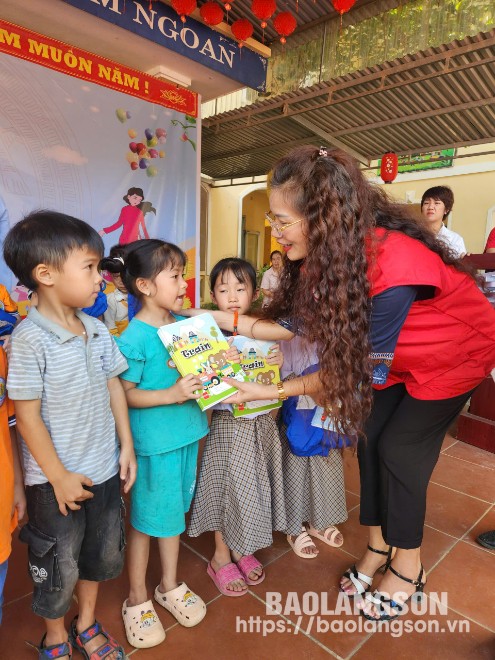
left=113, top=256, right=125, bottom=265
left=318, top=146, right=328, bottom=157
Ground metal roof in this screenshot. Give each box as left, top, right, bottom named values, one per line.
left=201, top=29, right=495, bottom=179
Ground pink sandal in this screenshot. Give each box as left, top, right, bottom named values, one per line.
left=287, top=528, right=318, bottom=558
left=235, top=555, right=265, bottom=586
left=206, top=562, right=247, bottom=597
left=306, top=525, right=344, bottom=548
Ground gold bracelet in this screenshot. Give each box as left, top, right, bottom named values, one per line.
left=276, top=381, right=288, bottom=401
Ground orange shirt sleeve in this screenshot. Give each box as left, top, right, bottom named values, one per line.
left=0, top=284, right=18, bottom=314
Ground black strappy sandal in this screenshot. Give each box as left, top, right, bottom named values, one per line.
left=361, top=563, right=426, bottom=621
left=340, top=545, right=393, bottom=598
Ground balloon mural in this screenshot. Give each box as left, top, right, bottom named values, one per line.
left=115, top=108, right=196, bottom=177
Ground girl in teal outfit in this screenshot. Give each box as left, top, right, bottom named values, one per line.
left=101, top=240, right=208, bottom=650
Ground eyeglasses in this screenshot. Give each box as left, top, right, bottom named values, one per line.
left=265, top=212, right=302, bottom=235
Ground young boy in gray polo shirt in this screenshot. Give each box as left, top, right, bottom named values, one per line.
left=4, top=210, right=136, bottom=660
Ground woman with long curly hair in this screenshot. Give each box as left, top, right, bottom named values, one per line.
left=185, top=145, right=495, bottom=620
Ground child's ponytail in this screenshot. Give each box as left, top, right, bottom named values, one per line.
left=100, top=239, right=186, bottom=300
left=100, top=255, right=126, bottom=275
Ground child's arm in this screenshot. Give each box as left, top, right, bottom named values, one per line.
left=10, top=426, right=26, bottom=523
left=14, top=399, right=94, bottom=516
left=225, top=337, right=240, bottom=364
left=121, top=373, right=203, bottom=407
left=181, top=309, right=294, bottom=342
left=265, top=343, right=284, bottom=369
left=107, top=376, right=137, bottom=494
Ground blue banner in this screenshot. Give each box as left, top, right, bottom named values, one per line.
left=64, top=0, right=267, bottom=92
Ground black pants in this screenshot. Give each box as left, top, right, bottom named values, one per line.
left=358, top=383, right=473, bottom=549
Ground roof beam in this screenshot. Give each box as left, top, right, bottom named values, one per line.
left=330, top=95, right=495, bottom=137
left=289, top=115, right=370, bottom=165
left=202, top=137, right=311, bottom=164
left=203, top=52, right=495, bottom=136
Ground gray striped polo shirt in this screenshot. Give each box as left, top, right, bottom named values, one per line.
left=7, top=307, right=128, bottom=486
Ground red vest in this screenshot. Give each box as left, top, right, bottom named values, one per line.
left=368, top=228, right=495, bottom=399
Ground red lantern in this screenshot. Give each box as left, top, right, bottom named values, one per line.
left=332, top=0, right=356, bottom=15
left=200, top=1, right=224, bottom=25
left=380, top=152, right=399, bottom=184
left=224, top=0, right=234, bottom=12
left=251, top=0, right=276, bottom=29
left=273, top=11, right=297, bottom=44
left=171, top=0, right=197, bottom=23
left=231, top=18, right=254, bottom=47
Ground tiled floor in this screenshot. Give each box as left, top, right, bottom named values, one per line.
left=2, top=436, right=495, bottom=659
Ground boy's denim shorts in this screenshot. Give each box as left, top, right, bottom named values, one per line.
left=20, top=473, right=125, bottom=620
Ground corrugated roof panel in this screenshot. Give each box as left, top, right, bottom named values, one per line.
left=202, top=29, right=495, bottom=178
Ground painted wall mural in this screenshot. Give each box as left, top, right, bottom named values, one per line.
left=0, top=20, right=200, bottom=305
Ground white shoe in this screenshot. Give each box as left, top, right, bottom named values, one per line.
left=122, top=599, right=166, bottom=648
left=154, top=582, right=206, bottom=627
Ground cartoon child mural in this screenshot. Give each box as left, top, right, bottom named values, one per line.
left=100, top=187, right=156, bottom=244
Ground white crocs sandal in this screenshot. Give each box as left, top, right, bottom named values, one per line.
left=122, top=599, right=166, bottom=649
left=154, top=582, right=206, bottom=628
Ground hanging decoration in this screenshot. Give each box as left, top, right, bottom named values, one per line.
left=224, top=0, right=235, bottom=18
left=231, top=18, right=254, bottom=47
left=273, top=11, right=297, bottom=44
left=380, top=152, right=399, bottom=184
left=171, top=0, right=197, bottom=23
left=251, top=0, right=276, bottom=41
left=200, top=1, right=224, bottom=25
left=332, top=0, right=356, bottom=26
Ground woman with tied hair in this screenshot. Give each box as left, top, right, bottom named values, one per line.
left=185, top=145, right=495, bottom=621
left=420, top=185, right=466, bottom=257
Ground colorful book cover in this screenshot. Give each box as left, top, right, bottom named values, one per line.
left=157, top=313, right=246, bottom=412
left=232, top=337, right=281, bottom=418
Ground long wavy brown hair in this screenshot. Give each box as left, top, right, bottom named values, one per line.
left=264, top=145, right=471, bottom=438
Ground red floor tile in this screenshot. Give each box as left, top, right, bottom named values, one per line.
left=342, top=449, right=360, bottom=496
left=352, top=602, right=495, bottom=660
left=334, top=507, right=368, bottom=561
left=431, top=453, right=495, bottom=502
left=345, top=490, right=360, bottom=512
left=426, top=542, right=495, bottom=631
left=443, top=441, right=495, bottom=471
left=2, top=437, right=493, bottom=659
left=249, top=544, right=370, bottom=658
left=129, top=592, right=332, bottom=660
left=460, top=505, right=495, bottom=555
left=425, top=483, right=491, bottom=539
left=421, top=525, right=458, bottom=574
left=2, top=528, right=31, bottom=605
left=0, top=593, right=79, bottom=659
left=441, top=434, right=458, bottom=452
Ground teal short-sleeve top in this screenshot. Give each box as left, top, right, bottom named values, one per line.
left=117, top=317, right=208, bottom=455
